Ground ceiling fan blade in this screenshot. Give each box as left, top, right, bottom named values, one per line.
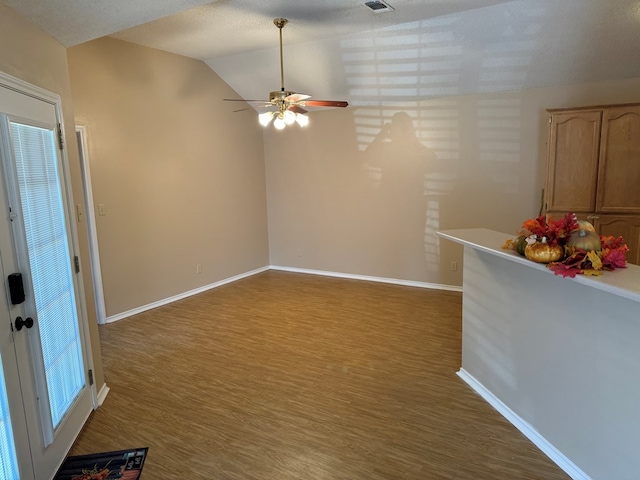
left=288, top=105, right=308, bottom=114
left=233, top=103, right=275, bottom=112
left=224, top=98, right=271, bottom=103
left=304, top=100, right=349, bottom=108
left=285, top=93, right=311, bottom=103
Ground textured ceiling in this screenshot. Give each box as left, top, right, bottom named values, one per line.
left=109, top=0, right=518, bottom=59
left=4, top=0, right=214, bottom=48
left=6, top=0, right=640, bottom=107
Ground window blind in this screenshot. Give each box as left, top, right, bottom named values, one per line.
left=11, top=121, right=85, bottom=429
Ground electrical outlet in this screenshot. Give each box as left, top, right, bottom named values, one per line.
left=196, top=264, right=202, bottom=274
left=297, top=248, right=303, bottom=257
left=450, top=261, right=458, bottom=272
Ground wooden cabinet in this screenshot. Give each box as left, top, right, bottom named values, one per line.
left=597, top=106, right=640, bottom=214
left=546, top=110, right=601, bottom=213
left=545, top=103, right=640, bottom=264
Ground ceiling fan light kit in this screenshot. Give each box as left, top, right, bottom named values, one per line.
left=224, top=17, right=348, bottom=130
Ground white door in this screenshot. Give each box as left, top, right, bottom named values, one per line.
left=0, top=79, right=93, bottom=479
left=0, top=224, right=33, bottom=480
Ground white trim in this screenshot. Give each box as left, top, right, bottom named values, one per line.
left=105, top=265, right=462, bottom=323
left=104, top=266, right=270, bottom=323
left=0, top=72, right=59, bottom=105
left=456, top=368, right=591, bottom=480
left=56, top=88, right=99, bottom=424
left=95, top=384, right=110, bottom=408
left=270, top=265, right=463, bottom=292
left=75, top=126, right=107, bottom=325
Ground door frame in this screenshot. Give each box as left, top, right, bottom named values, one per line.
left=76, top=125, right=107, bottom=325
left=0, top=71, right=98, bottom=406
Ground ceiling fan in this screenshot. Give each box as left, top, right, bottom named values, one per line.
left=224, top=18, right=349, bottom=129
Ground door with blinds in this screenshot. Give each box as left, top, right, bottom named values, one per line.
left=0, top=77, right=93, bottom=479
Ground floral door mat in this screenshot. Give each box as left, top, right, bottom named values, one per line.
left=54, top=447, right=148, bottom=480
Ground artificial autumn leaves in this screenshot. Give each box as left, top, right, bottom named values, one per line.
left=504, top=213, right=629, bottom=277
left=550, top=234, right=628, bottom=277
left=521, top=213, right=578, bottom=247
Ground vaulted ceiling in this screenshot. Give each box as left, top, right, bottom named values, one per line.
left=6, top=0, right=640, bottom=107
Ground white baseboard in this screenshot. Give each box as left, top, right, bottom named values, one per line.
left=104, top=265, right=461, bottom=324
left=457, top=368, right=591, bottom=480
left=270, top=265, right=463, bottom=292
left=104, top=266, right=270, bottom=323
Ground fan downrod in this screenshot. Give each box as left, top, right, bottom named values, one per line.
left=273, top=18, right=289, bottom=92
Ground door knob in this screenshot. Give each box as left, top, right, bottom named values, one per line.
left=15, top=316, right=34, bottom=331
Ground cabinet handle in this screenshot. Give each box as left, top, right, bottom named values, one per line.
left=587, top=215, right=600, bottom=220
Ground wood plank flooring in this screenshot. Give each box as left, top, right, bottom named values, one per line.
left=70, top=270, right=570, bottom=479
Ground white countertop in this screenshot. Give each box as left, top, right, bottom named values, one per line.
left=438, top=228, right=640, bottom=304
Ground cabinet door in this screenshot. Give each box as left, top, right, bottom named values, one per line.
left=594, top=215, right=640, bottom=266
left=546, top=111, right=601, bottom=213
left=597, top=106, right=640, bottom=213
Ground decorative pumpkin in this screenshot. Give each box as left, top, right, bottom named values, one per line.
left=568, top=229, right=601, bottom=251
left=514, top=235, right=528, bottom=256
left=525, top=237, right=564, bottom=263
left=575, top=220, right=596, bottom=233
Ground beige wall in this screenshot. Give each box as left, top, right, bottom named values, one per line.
left=67, top=37, right=269, bottom=317
left=265, top=78, right=640, bottom=287
left=0, top=5, right=104, bottom=389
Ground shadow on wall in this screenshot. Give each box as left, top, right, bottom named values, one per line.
left=359, top=101, right=528, bottom=278
left=343, top=3, right=551, bottom=277
left=363, top=112, right=438, bottom=276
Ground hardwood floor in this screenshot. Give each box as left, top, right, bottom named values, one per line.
left=70, top=271, right=570, bottom=479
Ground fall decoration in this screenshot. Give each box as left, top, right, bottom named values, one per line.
left=525, top=237, right=564, bottom=263
left=575, top=219, right=596, bottom=233
left=503, top=212, right=629, bottom=276
left=567, top=229, right=601, bottom=252
left=514, top=235, right=528, bottom=256
left=549, top=234, right=629, bottom=277
left=502, top=212, right=577, bottom=259
left=520, top=213, right=578, bottom=247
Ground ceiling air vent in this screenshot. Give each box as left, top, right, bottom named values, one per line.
left=364, top=0, right=394, bottom=13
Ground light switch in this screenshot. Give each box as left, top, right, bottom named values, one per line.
left=98, top=203, right=107, bottom=216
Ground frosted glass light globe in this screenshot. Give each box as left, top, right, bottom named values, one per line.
left=296, top=114, right=309, bottom=127
left=258, top=112, right=273, bottom=127
left=273, top=116, right=286, bottom=130
left=283, top=110, right=296, bottom=125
